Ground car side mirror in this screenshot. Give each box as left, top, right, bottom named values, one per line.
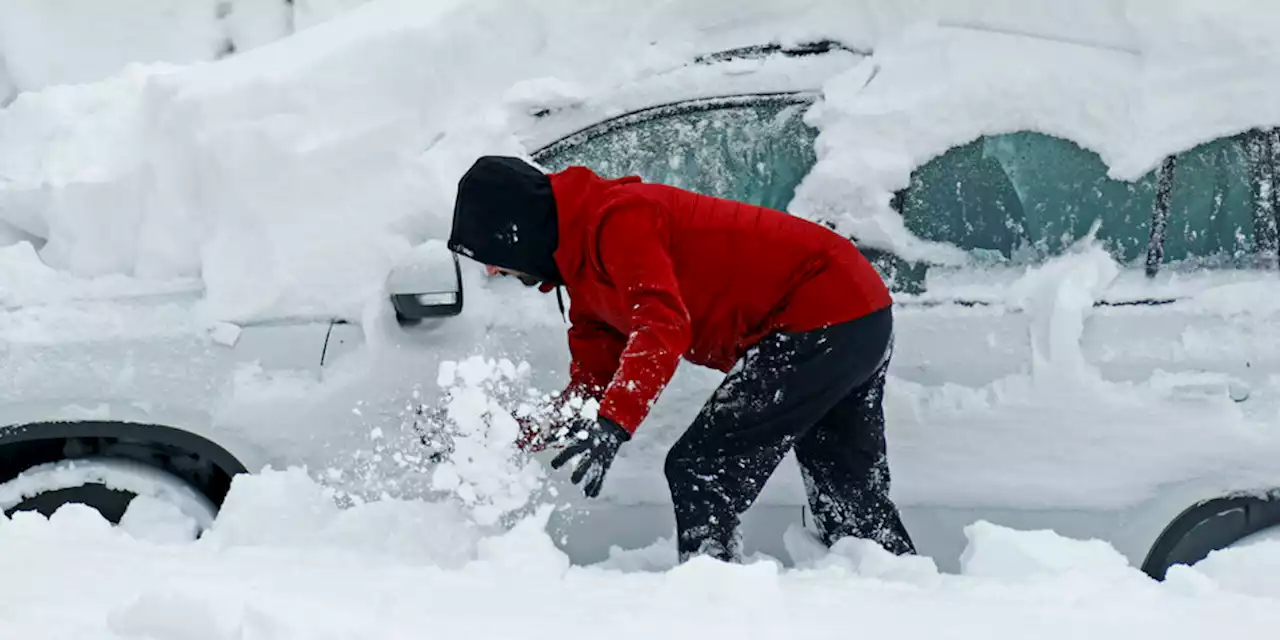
left=386, top=240, right=464, bottom=324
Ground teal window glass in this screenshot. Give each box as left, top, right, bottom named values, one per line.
left=535, top=100, right=818, bottom=213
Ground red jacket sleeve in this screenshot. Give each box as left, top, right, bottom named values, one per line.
left=564, top=303, right=625, bottom=402
left=518, top=304, right=623, bottom=452
left=593, top=198, right=692, bottom=434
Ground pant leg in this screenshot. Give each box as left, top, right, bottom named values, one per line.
left=793, top=317, right=916, bottom=555
left=664, top=306, right=896, bottom=563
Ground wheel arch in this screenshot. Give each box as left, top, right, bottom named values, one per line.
left=1140, top=488, right=1280, bottom=580
left=0, top=420, right=251, bottom=510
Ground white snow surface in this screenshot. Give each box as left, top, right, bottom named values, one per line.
left=0, top=0, right=227, bottom=92
left=0, top=468, right=1278, bottom=637
left=4, top=3, right=1280, bottom=629
left=0, top=0, right=376, bottom=95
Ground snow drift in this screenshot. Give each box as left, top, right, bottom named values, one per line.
left=2, top=468, right=1280, bottom=637
left=4, top=0, right=1280, bottom=537
left=0, top=0, right=373, bottom=98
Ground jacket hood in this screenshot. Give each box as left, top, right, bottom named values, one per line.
left=448, top=155, right=563, bottom=284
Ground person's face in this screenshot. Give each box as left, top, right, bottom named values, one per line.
left=486, top=265, right=541, bottom=287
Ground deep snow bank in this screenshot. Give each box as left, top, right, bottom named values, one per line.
left=0, top=0, right=372, bottom=98
left=0, top=0, right=225, bottom=94
left=791, top=3, right=1280, bottom=258
left=2, top=468, right=1280, bottom=637
left=9, top=0, right=1280, bottom=324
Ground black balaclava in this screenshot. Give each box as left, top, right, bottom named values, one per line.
left=447, top=156, right=563, bottom=285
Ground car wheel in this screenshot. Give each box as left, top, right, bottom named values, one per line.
left=0, top=457, right=219, bottom=536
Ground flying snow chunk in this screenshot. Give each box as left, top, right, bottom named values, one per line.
left=959, top=521, right=1135, bottom=581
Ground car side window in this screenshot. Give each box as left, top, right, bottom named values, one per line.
left=533, top=99, right=817, bottom=213
left=891, top=129, right=1280, bottom=296
left=1161, top=134, right=1272, bottom=270
left=899, top=132, right=1160, bottom=266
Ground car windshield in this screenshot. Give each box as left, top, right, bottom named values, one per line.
left=534, top=97, right=817, bottom=213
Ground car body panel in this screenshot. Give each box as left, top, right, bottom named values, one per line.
left=0, top=289, right=331, bottom=475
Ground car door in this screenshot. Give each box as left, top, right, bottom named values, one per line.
left=1082, top=131, right=1280, bottom=400
left=862, top=123, right=1280, bottom=541
left=876, top=129, right=1165, bottom=390
left=877, top=128, right=1280, bottom=387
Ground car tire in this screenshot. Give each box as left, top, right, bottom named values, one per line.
left=0, top=457, right=219, bottom=533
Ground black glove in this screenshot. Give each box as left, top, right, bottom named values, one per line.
left=550, top=416, right=630, bottom=498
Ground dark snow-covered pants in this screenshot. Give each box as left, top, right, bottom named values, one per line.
left=664, top=305, right=915, bottom=562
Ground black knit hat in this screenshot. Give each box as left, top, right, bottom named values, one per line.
left=447, top=156, right=563, bottom=285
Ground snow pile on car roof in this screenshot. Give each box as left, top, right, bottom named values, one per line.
left=0, top=0, right=228, bottom=94
left=3, top=0, right=867, bottom=323
left=2, top=465, right=1280, bottom=636
left=0, top=0, right=376, bottom=98
left=791, top=3, right=1280, bottom=263
left=9, top=0, right=1277, bottom=323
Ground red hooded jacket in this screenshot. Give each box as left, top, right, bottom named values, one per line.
left=548, top=166, right=892, bottom=435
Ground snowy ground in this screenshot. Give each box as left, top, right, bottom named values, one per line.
left=0, top=469, right=1277, bottom=638
left=5, top=1, right=1280, bottom=636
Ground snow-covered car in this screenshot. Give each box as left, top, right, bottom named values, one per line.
left=509, top=35, right=1280, bottom=577
left=2, top=7, right=1280, bottom=579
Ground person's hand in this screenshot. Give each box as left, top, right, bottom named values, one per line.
left=550, top=416, right=629, bottom=498
left=514, top=405, right=574, bottom=452
left=514, top=413, right=549, bottom=452
left=516, top=390, right=598, bottom=452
